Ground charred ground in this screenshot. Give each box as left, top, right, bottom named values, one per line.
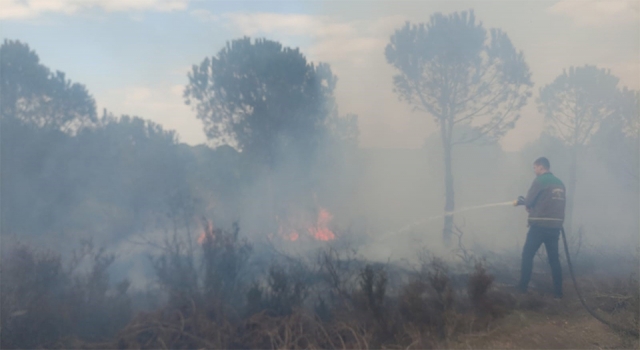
left=1, top=224, right=638, bottom=349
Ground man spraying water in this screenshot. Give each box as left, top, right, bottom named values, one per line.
left=512, top=158, right=639, bottom=336
left=514, top=157, right=566, bottom=299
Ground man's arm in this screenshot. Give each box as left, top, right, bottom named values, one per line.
left=524, top=179, right=540, bottom=210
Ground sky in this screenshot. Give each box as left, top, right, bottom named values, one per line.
left=2, top=0, right=638, bottom=151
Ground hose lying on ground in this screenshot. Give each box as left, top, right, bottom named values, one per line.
left=560, top=227, right=639, bottom=337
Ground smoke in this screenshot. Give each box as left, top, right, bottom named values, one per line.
left=1, top=7, right=638, bottom=292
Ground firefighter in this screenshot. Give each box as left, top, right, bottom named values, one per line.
left=514, top=157, right=566, bottom=298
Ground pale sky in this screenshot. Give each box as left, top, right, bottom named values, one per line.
left=2, top=0, right=638, bottom=151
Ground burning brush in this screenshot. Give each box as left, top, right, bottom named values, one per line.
left=275, top=207, right=336, bottom=242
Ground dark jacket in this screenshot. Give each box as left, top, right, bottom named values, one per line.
left=524, top=172, right=566, bottom=228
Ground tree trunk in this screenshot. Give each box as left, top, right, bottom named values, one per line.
left=565, top=147, right=577, bottom=235
left=442, top=137, right=454, bottom=246
left=267, top=170, right=277, bottom=234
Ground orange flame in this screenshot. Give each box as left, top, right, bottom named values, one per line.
left=277, top=215, right=300, bottom=242
left=308, top=208, right=335, bottom=241
left=197, top=219, right=214, bottom=245
left=284, top=229, right=300, bottom=242
left=276, top=207, right=335, bottom=242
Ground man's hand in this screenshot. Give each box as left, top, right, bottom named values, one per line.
left=514, top=196, right=525, bottom=206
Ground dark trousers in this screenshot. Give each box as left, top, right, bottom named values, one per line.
left=518, top=225, right=563, bottom=297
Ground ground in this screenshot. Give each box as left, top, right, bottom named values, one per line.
left=451, top=281, right=639, bottom=349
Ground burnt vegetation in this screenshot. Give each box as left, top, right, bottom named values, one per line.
left=3, top=228, right=638, bottom=349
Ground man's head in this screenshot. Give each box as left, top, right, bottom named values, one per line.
left=533, top=157, right=550, bottom=176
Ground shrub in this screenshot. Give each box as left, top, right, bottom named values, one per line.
left=0, top=240, right=131, bottom=348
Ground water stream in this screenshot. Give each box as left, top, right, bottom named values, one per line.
left=377, top=200, right=515, bottom=241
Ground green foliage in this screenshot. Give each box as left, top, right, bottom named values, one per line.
left=184, top=37, right=338, bottom=167
left=0, top=39, right=97, bottom=132
left=0, top=110, right=193, bottom=239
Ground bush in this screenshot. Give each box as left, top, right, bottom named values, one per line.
left=0, top=240, right=131, bottom=348
left=2, top=231, right=527, bottom=349
left=151, top=220, right=253, bottom=323
left=246, top=263, right=310, bottom=317
left=467, top=261, right=494, bottom=315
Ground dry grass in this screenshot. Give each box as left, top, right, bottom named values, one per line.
left=3, top=227, right=638, bottom=349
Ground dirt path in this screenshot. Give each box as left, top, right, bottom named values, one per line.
left=451, top=286, right=639, bottom=349
left=454, top=310, right=634, bottom=349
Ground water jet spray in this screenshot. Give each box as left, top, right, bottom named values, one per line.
left=377, top=200, right=515, bottom=241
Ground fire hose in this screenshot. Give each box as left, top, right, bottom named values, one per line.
left=560, top=227, right=639, bottom=337
left=514, top=196, right=639, bottom=337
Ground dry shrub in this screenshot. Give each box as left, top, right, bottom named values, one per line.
left=399, top=278, right=432, bottom=325
left=354, top=265, right=388, bottom=324
left=110, top=308, right=235, bottom=349
left=590, top=273, right=640, bottom=333
left=0, top=240, right=131, bottom=349
left=313, top=247, right=389, bottom=347
left=152, top=220, right=252, bottom=321
left=317, top=246, right=359, bottom=312
left=0, top=243, right=68, bottom=349
left=396, top=256, right=518, bottom=346
left=1, top=232, right=523, bottom=349
left=426, top=258, right=458, bottom=339
left=241, top=311, right=323, bottom=349
left=246, top=262, right=311, bottom=317
left=400, top=323, right=438, bottom=350
left=467, top=261, right=498, bottom=317
left=396, top=257, right=463, bottom=346
left=200, top=222, right=252, bottom=306
left=110, top=304, right=370, bottom=349
left=242, top=309, right=380, bottom=350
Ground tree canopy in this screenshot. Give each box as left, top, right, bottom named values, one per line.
left=385, top=10, right=532, bottom=145
left=0, top=39, right=97, bottom=133
left=538, top=65, right=620, bottom=148
left=184, top=37, right=338, bottom=167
